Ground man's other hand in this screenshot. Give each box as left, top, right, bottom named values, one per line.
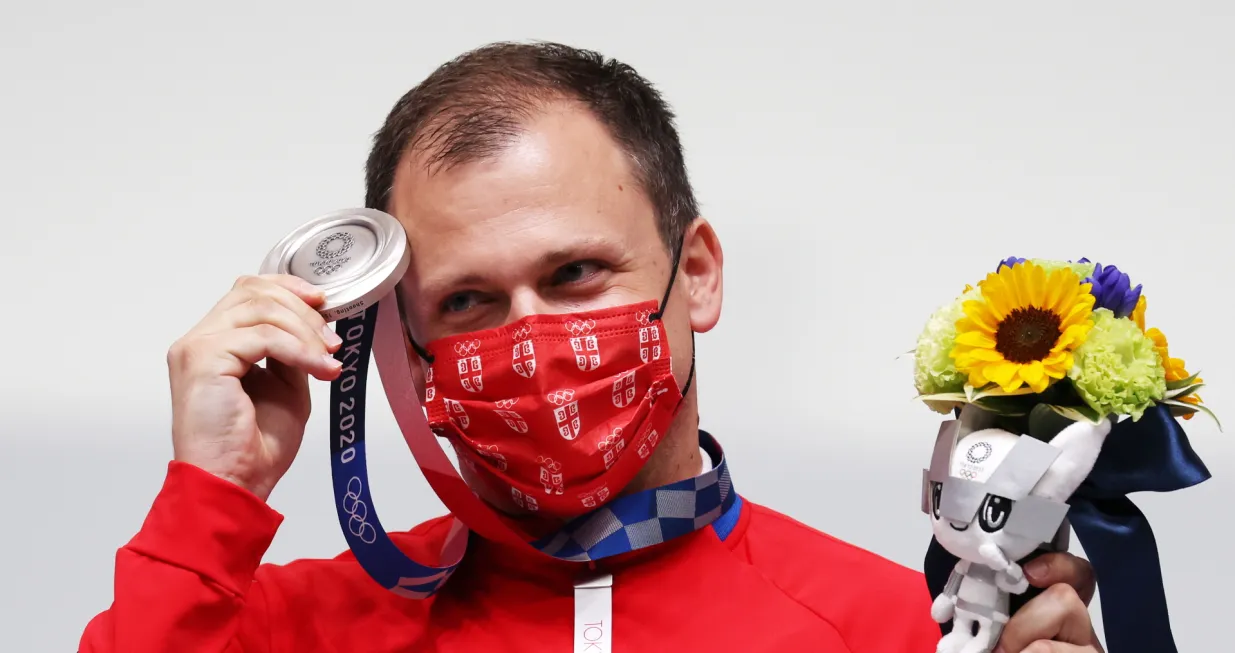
left=996, top=552, right=1103, bottom=653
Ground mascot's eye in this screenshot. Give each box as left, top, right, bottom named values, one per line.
left=931, top=482, right=943, bottom=518
left=979, top=494, right=1013, bottom=533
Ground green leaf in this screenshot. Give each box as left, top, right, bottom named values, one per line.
left=1166, top=402, right=1199, bottom=416
left=1162, top=399, right=1223, bottom=431
left=917, top=392, right=969, bottom=404
left=915, top=393, right=968, bottom=414
left=1028, top=404, right=1076, bottom=440
left=1166, top=371, right=1202, bottom=391
left=973, top=393, right=1041, bottom=416
left=1045, top=403, right=1105, bottom=425
left=971, top=385, right=1038, bottom=401
left=1165, top=383, right=1205, bottom=401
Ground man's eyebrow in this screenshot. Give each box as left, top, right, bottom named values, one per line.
left=538, top=236, right=627, bottom=266
left=419, top=235, right=628, bottom=301
left=420, top=272, right=493, bottom=303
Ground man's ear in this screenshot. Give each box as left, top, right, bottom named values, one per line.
left=1032, top=419, right=1113, bottom=502
left=680, top=218, right=723, bottom=334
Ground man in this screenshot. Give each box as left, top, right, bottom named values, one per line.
left=80, top=42, right=1103, bottom=652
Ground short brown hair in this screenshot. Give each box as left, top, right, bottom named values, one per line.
left=364, top=41, right=699, bottom=250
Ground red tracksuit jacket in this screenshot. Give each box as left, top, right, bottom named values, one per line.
left=80, top=461, right=941, bottom=652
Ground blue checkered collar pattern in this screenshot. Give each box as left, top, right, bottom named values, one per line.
left=530, top=430, right=736, bottom=562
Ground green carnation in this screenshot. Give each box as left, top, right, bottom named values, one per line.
left=1068, top=308, right=1166, bottom=420
left=914, top=286, right=982, bottom=410
left=1029, top=258, right=1097, bottom=280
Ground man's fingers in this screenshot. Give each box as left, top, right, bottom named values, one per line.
left=223, top=297, right=335, bottom=356
left=209, top=325, right=343, bottom=381
left=209, top=275, right=327, bottom=321
left=999, top=584, right=1098, bottom=652
left=195, top=278, right=340, bottom=353
left=1023, top=552, right=1096, bottom=604
left=1019, top=642, right=1095, bottom=653
left=235, top=274, right=325, bottom=305
left=266, top=358, right=310, bottom=396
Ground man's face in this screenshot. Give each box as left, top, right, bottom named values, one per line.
left=386, top=101, right=722, bottom=512
left=390, top=103, right=680, bottom=345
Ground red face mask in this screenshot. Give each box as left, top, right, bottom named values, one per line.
left=419, top=294, right=693, bottom=519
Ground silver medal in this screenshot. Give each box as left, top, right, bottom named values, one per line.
left=259, top=208, right=410, bottom=322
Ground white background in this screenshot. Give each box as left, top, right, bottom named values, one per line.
left=2, top=2, right=1231, bottom=650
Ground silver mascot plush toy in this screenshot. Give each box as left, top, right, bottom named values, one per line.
left=923, top=405, right=1111, bottom=653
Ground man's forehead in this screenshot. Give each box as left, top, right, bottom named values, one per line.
left=385, top=106, right=660, bottom=292
left=388, top=103, right=648, bottom=234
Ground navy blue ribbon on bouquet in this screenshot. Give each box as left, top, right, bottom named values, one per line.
left=923, top=404, right=1211, bottom=652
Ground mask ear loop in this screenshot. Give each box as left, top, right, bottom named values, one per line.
left=679, top=336, right=697, bottom=398
left=394, top=286, right=436, bottom=364
left=648, top=234, right=686, bottom=323
left=648, top=234, right=697, bottom=398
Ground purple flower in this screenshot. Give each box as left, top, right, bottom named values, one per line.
left=1084, top=262, right=1142, bottom=319
left=997, top=256, right=1026, bottom=271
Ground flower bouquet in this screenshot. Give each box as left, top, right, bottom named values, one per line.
left=914, top=257, right=1213, bottom=427
left=912, top=257, right=1216, bottom=653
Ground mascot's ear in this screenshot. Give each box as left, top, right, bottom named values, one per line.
left=1032, top=418, right=1113, bottom=502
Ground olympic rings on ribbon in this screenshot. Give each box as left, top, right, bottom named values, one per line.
left=342, top=475, right=378, bottom=545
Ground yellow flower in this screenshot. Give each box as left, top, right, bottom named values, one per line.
left=951, top=261, right=1096, bottom=393
left=1146, top=327, right=1203, bottom=419
left=1131, top=294, right=1147, bottom=332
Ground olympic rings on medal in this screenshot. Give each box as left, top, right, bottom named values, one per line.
left=343, top=476, right=378, bottom=545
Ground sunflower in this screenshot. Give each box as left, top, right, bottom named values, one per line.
left=951, top=261, right=1096, bottom=393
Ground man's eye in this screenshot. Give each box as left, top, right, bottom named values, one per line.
left=551, top=261, right=603, bottom=285
left=441, top=292, right=480, bottom=314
